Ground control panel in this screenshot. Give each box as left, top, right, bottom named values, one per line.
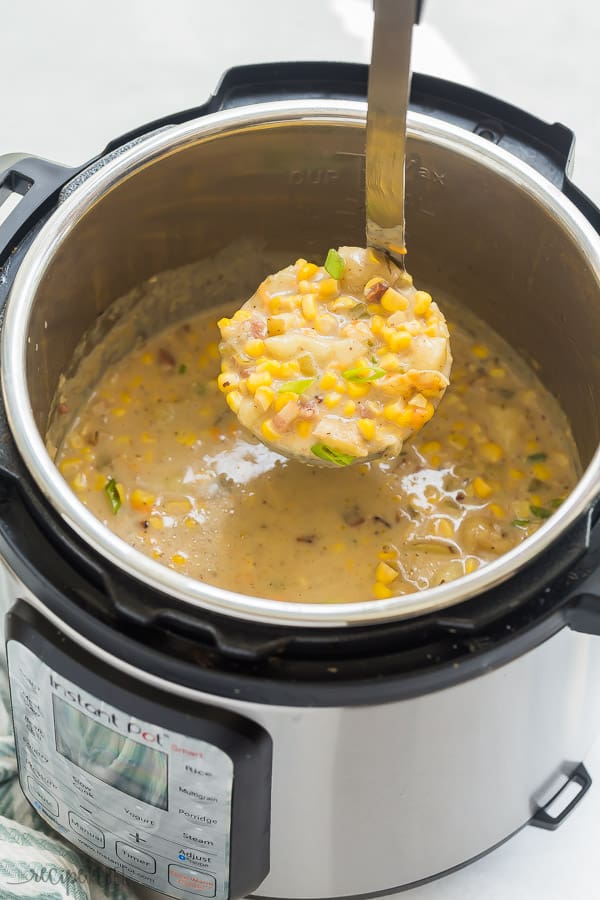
left=8, top=640, right=234, bottom=898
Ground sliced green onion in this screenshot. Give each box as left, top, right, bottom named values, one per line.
left=512, top=519, right=530, bottom=528
left=530, top=505, right=551, bottom=519
left=311, top=443, right=356, bottom=466
left=278, top=378, right=315, bottom=394
left=104, top=478, right=121, bottom=515
left=527, top=452, right=547, bottom=462
left=551, top=497, right=564, bottom=508
left=323, top=248, right=345, bottom=279
left=178, top=363, right=187, bottom=375
left=342, top=366, right=386, bottom=383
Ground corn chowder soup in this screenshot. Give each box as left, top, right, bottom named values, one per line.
left=218, top=247, right=451, bottom=465
left=55, top=299, right=578, bottom=603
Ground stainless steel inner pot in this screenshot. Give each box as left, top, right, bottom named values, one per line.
left=3, top=101, right=600, bottom=626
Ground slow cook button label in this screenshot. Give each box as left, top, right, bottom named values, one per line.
left=115, top=842, right=157, bottom=874
left=68, top=811, right=105, bottom=849
left=168, top=865, right=216, bottom=897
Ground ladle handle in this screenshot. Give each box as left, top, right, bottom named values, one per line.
left=366, top=0, right=418, bottom=258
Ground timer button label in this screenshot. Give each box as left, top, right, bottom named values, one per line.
left=168, top=865, right=216, bottom=897
left=116, top=841, right=156, bottom=874
left=68, top=811, right=105, bottom=849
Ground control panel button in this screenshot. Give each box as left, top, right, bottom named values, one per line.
left=122, top=804, right=158, bottom=830
left=68, top=811, right=105, bottom=848
left=27, top=776, right=59, bottom=817
left=116, top=841, right=157, bottom=874
left=168, top=865, right=216, bottom=897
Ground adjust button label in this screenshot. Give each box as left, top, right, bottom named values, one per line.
left=116, top=842, right=157, bottom=874
left=168, top=865, right=216, bottom=897
left=68, top=812, right=105, bottom=849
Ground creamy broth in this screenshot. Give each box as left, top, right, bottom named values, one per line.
left=55, top=299, right=578, bottom=603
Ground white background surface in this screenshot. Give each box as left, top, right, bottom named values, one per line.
left=2, top=1, right=600, bottom=897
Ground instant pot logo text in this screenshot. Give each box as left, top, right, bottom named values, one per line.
left=49, top=675, right=166, bottom=746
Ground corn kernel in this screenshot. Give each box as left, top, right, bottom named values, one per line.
left=481, top=441, right=504, bottom=463
left=449, top=433, right=468, bottom=450
left=301, top=294, right=318, bottom=320
left=471, top=344, right=489, bottom=359
left=383, top=401, right=407, bottom=423
left=384, top=328, right=412, bottom=352
left=421, top=440, right=441, bottom=456
left=112, top=408, right=127, bottom=417
left=59, top=458, right=83, bottom=477
left=261, top=419, right=280, bottom=442
left=465, top=558, right=479, bottom=574
left=244, top=339, right=265, bottom=358
left=343, top=400, right=356, bottom=416
left=254, top=386, right=275, bottom=411
left=318, top=278, right=339, bottom=298
left=373, top=581, right=393, bottom=599
left=430, top=455, right=441, bottom=468
left=367, top=302, right=384, bottom=315
left=381, top=287, right=408, bottom=312
left=379, top=353, right=400, bottom=372
left=513, top=500, right=530, bottom=519
left=141, top=351, right=154, bottom=365
left=149, top=515, right=164, bottom=530
left=376, top=561, right=399, bottom=584
left=320, top=371, right=339, bottom=391
left=331, top=295, right=357, bottom=311
left=532, top=461, right=552, bottom=482
left=530, top=493, right=543, bottom=507
left=295, top=420, right=312, bottom=438
left=131, top=488, right=156, bottom=512
left=217, top=372, right=239, bottom=392
left=357, top=418, right=376, bottom=441
left=298, top=279, right=314, bottom=295
left=279, top=360, right=300, bottom=378
left=378, top=548, right=397, bottom=562
left=489, top=503, right=505, bottom=519
left=346, top=381, right=369, bottom=399
left=175, top=432, right=197, bottom=447
left=370, top=315, right=385, bottom=335
left=152, top=549, right=162, bottom=560
left=93, top=473, right=107, bottom=491
left=275, top=392, right=297, bottom=412
left=526, top=439, right=540, bottom=454
left=297, top=262, right=318, bottom=281
left=70, top=472, right=87, bottom=492
left=473, top=476, right=493, bottom=499
left=413, top=290, right=432, bottom=315
left=324, top=392, right=342, bottom=409
left=509, top=467, right=525, bottom=480
left=247, top=371, right=272, bottom=393
left=226, top=390, right=242, bottom=413
left=184, top=517, right=198, bottom=529
left=141, top=431, right=156, bottom=444
left=490, top=367, right=505, bottom=379
left=166, top=498, right=192, bottom=516
left=435, top=518, right=454, bottom=538
left=171, top=553, right=187, bottom=566
left=424, top=324, right=439, bottom=337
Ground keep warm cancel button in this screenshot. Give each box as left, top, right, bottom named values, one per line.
left=168, top=864, right=216, bottom=897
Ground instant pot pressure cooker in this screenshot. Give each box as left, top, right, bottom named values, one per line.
left=0, top=63, right=599, bottom=900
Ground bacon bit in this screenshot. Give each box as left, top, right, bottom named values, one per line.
left=158, top=347, right=176, bottom=367
left=357, top=401, right=377, bottom=419
left=296, top=534, right=316, bottom=544
left=273, top=401, right=300, bottom=432
left=365, top=280, right=388, bottom=303
left=249, top=318, right=267, bottom=339
left=58, top=402, right=69, bottom=415
left=343, top=505, right=365, bottom=527
left=298, top=398, right=317, bottom=419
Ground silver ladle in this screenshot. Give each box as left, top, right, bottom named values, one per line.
left=366, top=0, right=420, bottom=261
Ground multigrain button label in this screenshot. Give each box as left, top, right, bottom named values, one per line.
left=178, top=785, right=218, bottom=803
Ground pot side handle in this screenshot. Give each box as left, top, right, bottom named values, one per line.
left=0, top=155, right=79, bottom=270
